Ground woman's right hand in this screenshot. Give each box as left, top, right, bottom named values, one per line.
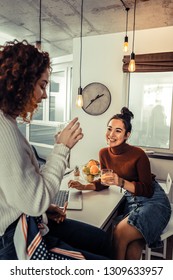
left=68, top=180, right=96, bottom=191
left=55, top=117, right=83, bottom=149
left=46, top=203, right=68, bottom=223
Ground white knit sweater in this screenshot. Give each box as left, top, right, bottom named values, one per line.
left=0, top=110, right=70, bottom=235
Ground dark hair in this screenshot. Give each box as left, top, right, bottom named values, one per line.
left=0, top=39, right=51, bottom=122
left=107, top=107, right=134, bottom=134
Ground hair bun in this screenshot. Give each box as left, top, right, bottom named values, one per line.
left=121, top=107, right=134, bottom=121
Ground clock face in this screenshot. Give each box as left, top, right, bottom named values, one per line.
left=82, top=82, right=111, bottom=116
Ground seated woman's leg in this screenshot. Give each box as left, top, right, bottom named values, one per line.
left=125, top=239, right=145, bottom=260
left=45, top=234, right=110, bottom=260
left=48, top=218, right=112, bottom=259
left=112, top=216, right=144, bottom=260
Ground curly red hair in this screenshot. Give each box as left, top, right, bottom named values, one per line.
left=0, top=40, right=51, bottom=122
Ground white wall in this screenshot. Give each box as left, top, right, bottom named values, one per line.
left=70, top=26, right=173, bottom=182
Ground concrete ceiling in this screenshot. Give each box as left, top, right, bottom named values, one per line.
left=0, top=0, right=173, bottom=58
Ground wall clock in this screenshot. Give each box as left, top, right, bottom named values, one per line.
left=82, top=82, right=111, bottom=116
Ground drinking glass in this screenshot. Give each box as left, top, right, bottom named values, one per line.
left=101, top=169, right=114, bottom=185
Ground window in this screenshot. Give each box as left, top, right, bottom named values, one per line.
left=128, top=72, right=173, bottom=153
left=49, top=70, right=68, bottom=122
left=17, top=56, right=72, bottom=150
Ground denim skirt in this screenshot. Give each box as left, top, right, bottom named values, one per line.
left=123, top=180, right=171, bottom=248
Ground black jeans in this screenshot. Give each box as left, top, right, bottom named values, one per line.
left=47, top=218, right=112, bottom=259
left=0, top=218, right=112, bottom=260
left=0, top=220, right=18, bottom=260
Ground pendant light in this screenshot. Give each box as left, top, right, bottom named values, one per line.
left=35, top=0, right=42, bottom=50
left=128, top=0, right=137, bottom=72
left=76, top=0, right=84, bottom=108
left=123, top=7, right=130, bottom=52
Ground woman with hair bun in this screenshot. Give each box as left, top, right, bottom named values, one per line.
left=69, top=107, right=171, bottom=260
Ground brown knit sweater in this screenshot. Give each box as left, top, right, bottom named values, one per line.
left=94, top=142, right=154, bottom=197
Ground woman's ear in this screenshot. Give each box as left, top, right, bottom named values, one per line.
left=125, top=132, right=131, bottom=140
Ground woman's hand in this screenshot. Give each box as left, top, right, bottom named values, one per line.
left=112, top=173, right=123, bottom=186
left=55, top=117, right=83, bottom=149
left=68, top=180, right=96, bottom=191
left=68, top=180, right=86, bottom=190
left=46, top=203, right=68, bottom=223
left=101, top=172, right=123, bottom=186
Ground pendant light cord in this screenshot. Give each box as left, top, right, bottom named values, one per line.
left=125, top=7, right=129, bottom=36
left=120, top=0, right=130, bottom=38
left=132, top=0, right=137, bottom=53
left=39, top=0, right=42, bottom=43
left=120, top=0, right=127, bottom=9
left=79, top=0, right=83, bottom=88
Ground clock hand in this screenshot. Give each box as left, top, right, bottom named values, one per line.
left=85, top=94, right=104, bottom=109
left=95, top=93, right=104, bottom=100
left=85, top=97, right=98, bottom=109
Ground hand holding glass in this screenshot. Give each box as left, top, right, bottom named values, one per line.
left=101, top=169, right=114, bottom=185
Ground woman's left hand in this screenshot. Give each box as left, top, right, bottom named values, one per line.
left=113, top=173, right=124, bottom=187
left=46, top=203, right=68, bottom=223
left=101, top=172, right=123, bottom=186
left=55, top=117, right=83, bottom=149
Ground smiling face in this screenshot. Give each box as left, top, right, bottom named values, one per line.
left=106, top=118, right=130, bottom=147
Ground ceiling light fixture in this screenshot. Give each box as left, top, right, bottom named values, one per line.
left=123, top=7, right=130, bottom=52
left=35, top=0, right=42, bottom=50
left=128, top=0, right=137, bottom=72
left=76, top=0, right=84, bottom=108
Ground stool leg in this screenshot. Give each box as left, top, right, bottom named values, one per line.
left=145, top=245, right=151, bottom=260
left=163, top=239, right=167, bottom=259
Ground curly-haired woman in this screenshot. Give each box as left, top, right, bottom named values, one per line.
left=0, top=40, right=112, bottom=260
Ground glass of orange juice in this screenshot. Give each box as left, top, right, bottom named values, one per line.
left=101, top=169, right=114, bottom=185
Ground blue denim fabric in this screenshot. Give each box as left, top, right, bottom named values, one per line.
left=124, top=180, right=171, bottom=248
left=0, top=220, right=18, bottom=260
